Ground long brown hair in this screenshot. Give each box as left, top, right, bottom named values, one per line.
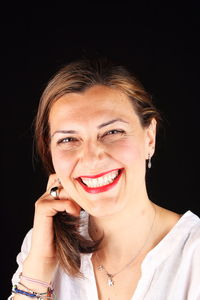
left=34, top=57, right=161, bottom=276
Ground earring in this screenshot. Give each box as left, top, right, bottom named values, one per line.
left=148, top=154, right=151, bottom=169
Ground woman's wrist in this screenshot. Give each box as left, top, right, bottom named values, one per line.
left=21, top=255, right=57, bottom=291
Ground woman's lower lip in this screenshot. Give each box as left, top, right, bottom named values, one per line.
left=77, top=169, right=123, bottom=194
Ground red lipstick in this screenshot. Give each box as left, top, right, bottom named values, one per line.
left=76, top=168, right=124, bottom=194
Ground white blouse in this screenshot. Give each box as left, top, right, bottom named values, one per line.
left=9, top=211, right=200, bottom=300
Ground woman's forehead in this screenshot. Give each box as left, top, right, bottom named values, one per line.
left=48, top=86, right=142, bottom=135
left=49, top=85, right=135, bottom=118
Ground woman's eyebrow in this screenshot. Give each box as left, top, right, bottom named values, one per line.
left=97, top=118, right=129, bottom=129
left=51, top=119, right=128, bottom=138
left=51, top=130, right=78, bottom=138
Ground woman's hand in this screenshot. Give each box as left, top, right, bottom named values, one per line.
left=22, top=174, right=81, bottom=283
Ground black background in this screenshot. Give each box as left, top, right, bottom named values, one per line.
left=2, top=2, right=200, bottom=299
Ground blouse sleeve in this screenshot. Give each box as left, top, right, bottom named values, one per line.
left=8, top=229, right=32, bottom=300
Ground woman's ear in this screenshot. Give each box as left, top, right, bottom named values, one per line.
left=145, top=118, right=157, bottom=159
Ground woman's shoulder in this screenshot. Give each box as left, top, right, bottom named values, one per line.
left=163, top=208, right=200, bottom=245
left=179, top=211, right=200, bottom=254
left=172, top=210, right=200, bottom=241
left=157, top=206, right=200, bottom=239
left=151, top=207, right=200, bottom=263
left=142, top=210, right=200, bottom=299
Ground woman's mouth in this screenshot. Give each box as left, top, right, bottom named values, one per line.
left=76, top=168, right=124, bottom=194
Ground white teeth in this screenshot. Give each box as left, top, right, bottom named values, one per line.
left=81, top=170, right=120, bottom=188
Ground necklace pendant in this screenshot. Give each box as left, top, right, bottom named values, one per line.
left=107, top=274, right=114, bottom=286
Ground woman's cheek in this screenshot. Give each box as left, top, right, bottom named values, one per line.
left=108, top=140, right=141, bottom=166
left=51, top=149, right=76, bottom=178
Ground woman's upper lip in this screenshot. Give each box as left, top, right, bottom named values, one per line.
left=76, top=168, right=123, bottom=179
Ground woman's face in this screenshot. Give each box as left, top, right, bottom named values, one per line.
left=49, top=85, right=156, bottom=217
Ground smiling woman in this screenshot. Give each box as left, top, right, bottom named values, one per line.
left=9, top=58, right=200, bottom=300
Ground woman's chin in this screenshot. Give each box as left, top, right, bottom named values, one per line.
left=85, top=197, right=126, bottom=218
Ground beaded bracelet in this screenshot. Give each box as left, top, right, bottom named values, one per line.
left=12, top=285, right=55, bottom=299
left=13, top=285, right=42, bottom=298
left=18, top=282, right=48, bottom=295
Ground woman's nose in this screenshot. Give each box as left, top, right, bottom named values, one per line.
left=79, top=141, right=105, bottom=168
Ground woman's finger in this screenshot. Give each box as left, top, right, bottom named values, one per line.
left=46, top=173, right=60, bottom=191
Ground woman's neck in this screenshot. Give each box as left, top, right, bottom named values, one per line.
left=89, top=196, right=157, bottom=264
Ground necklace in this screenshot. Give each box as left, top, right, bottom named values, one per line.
left=96, top=205, right=156, bottom=287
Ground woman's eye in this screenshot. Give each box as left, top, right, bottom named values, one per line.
left=56, top=137, right=81, bottom=150
left=104, top=129, right=125, bottom=136
left=57, top=137, right=77, bottom=144
left=100, top=129, right=126, bottom=141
